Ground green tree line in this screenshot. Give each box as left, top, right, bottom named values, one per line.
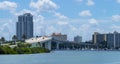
left=0, top=43, right=50, bottom=54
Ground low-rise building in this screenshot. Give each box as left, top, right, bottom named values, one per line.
left=74, top=35, right=82, bottom=43
left=51, top=33, right=67, bottom=41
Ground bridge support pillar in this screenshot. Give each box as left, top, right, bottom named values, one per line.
left=41, top=43, right=43, bottom=48
left=47, top=41, right=51, bottom=50
left=56, top=43, right=59, bottom=50
left=72, top=44, right=75, bottom=49
left=44, top=41, right=52, bottom=50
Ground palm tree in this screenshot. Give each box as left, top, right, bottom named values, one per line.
left=26, top=43, right=31, bottom=48
left=0, top=38, right=2, bottom=45
left=12, top=35, right=17, bottom=44
left=1, top=37, right=5, bottom=44
left=37, top=42, right=41, bottom=47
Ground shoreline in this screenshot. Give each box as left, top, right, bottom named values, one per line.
left=52, top=49, right=120, bottom=51
left=1, top=49, right=120, bottom=55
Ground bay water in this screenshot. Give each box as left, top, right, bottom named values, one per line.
left=0, top=51, right=120, bottom=64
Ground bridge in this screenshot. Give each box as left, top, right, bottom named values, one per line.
left=25, top=36, right=96, bottom=50
left=50, top=39, right=96, bottom=50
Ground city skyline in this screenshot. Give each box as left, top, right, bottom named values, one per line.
left=0, top=0, right=120, bottom=41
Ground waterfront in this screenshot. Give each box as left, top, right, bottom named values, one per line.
left=0, top=51, right=120, bottom=64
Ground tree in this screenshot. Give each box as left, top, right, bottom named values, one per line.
left=0, top=37, right=5, bottom=44
left=12, top=35, right=17, bottom=44
left=22, top=34, right=26, bottom=41
left=17, top=43, right=25, bottom=48
left=37, top=42, right=41, bottom=47
left=12, top=35, right=17, bottom=41
left=25, top=43, right=31, bottom=48
left=99, top=41, right=107, bottom=49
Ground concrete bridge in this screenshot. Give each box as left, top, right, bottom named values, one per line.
left=25, top=36, right=96, bottom=50
left=50, top=39, right=96, bottom=50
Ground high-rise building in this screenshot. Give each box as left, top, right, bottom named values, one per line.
left=51, top=33, right=67, bottom=41
left=16, top=13, right=33, bottom=40
left=92, top=31, right=120, bottom=48
left=74, top=35, right=82, bottom=43
left=107, top=31, right=120, bottom=48
left=92, top=32, right=106, bottom=44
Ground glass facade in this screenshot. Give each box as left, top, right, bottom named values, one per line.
left=16, top=13, right=33, bottom=40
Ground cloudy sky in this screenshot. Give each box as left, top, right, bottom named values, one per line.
left=0, top=0, right=120, bottom=41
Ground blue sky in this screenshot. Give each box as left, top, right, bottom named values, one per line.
left=0, top=0, right=120, bottom=41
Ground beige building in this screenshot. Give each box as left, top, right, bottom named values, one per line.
left=51, top=33, right=67, bottom=41
left=92, top=32, right=106, bottom=44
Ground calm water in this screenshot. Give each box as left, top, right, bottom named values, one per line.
left=0, top=51, right=120, bottom=64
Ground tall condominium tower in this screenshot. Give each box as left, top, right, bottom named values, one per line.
left=16, top=13, right=33, bottom=40
left=92, top=31, right=120, bottom=48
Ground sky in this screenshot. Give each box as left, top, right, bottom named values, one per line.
left=0, top=0, right=120, bottom=41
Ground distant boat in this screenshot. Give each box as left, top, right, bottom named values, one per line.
left=82, top=48, right=85, bottom=50
left=90, top=48, right=94, bottom=51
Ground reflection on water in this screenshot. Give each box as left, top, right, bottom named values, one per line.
left=0, top=51, right=120, bottom=64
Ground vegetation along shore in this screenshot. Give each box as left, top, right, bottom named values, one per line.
left=0, top=42, right=50, bottom=54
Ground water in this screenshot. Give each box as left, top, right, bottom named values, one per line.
left=0, top=51, right=120, bottom=64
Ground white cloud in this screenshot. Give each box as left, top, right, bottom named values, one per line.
left=111, top=25, right=120, bottom=29
left=0, top=19, right=15, bottom=40
left=57, top=21, right=68, bottom=25
left=0, top=1, right=17, bottom=11
left=117, top=0, right=120, bottom=3
left=34, top=15, right=44, bottom=22
left=47, top=26, right=57, bottom=33
left=86, top=0, right=95, bottom=6
left=53, top=12, right=68, bottom=19
left=13, top=9, right=37, bottom=16
left=30, top=0, right=58, bottom=12
left=29, top=0, right=68, bottom=21
left=110, top=25, right=120, bottom=32
left=80, top=24, right=90, bottom=30
left=112, top=15, right=120, bottom=22
left=79, top=10, right=92, bottom=17
left=69, top=25, right=77, bottom=31
left=89, top=18, right=98, bottom=24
